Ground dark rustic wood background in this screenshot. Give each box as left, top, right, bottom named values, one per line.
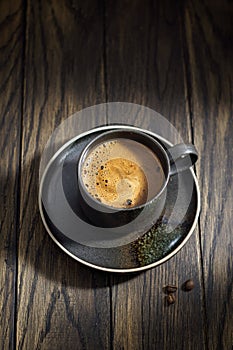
left=0, top=0, right=232, bottom=349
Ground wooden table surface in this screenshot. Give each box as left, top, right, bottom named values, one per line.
left=1, top=0, right=232, bottom=349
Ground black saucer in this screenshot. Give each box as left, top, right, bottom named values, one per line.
left=39, top=126, right=200, bottom=272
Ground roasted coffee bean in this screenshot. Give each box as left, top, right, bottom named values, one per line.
left=165, top=285, right=177, bottom=294
left=184, top=279, right=194, bottom=291
left=166, top=294, right=176, bottom=305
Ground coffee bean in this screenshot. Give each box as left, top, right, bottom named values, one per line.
left=166, top=294, right=176, bottom=305
left=165, top=285, right=177, bottom=294
left=184, top=279, right=194, bottom=291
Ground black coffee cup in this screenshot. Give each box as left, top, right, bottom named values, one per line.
left=77, top=129, right=198, bottom=230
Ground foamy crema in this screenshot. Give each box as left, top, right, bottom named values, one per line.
left=81, top=138, right=165, bottom=208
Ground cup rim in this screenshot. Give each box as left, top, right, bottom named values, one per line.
left=78, top=128, right=171, bottom=212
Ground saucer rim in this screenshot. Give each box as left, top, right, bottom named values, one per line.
left=38, top=125, right=201, bottom=273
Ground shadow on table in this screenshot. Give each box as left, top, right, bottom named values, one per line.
left=15, top=155, right=140, bottom=290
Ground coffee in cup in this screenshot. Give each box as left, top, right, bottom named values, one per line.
left=78, top=129, right=198, bottom=229
left=81, top=138, right=165, bottom=208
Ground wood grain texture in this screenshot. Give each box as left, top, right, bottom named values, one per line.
left=183, top=1, right=233, bottom=349
left=17, top=1, right=109, bottom=349
left=105, top=1, right=206, bottom=349
left=0, top=1, right=23, bottom=349
left=1, top=0, right=232, bottom=349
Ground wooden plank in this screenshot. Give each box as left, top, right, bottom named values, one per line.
left=105, top=1, right=206, bottom=349
left=17, top=1, right=109, bottom=349
left=0, top=1, right=23, bottom=349
left=183, top=1, right=233, bottom=349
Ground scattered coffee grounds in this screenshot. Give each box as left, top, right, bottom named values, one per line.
left=184, top=279, right=194, bottom=291
left=165, top=285, right=177, bottom=294
left=166, top=294, right=176, bottom=305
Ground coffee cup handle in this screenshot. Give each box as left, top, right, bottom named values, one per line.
left=167, top=143, right=198, bottom=175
